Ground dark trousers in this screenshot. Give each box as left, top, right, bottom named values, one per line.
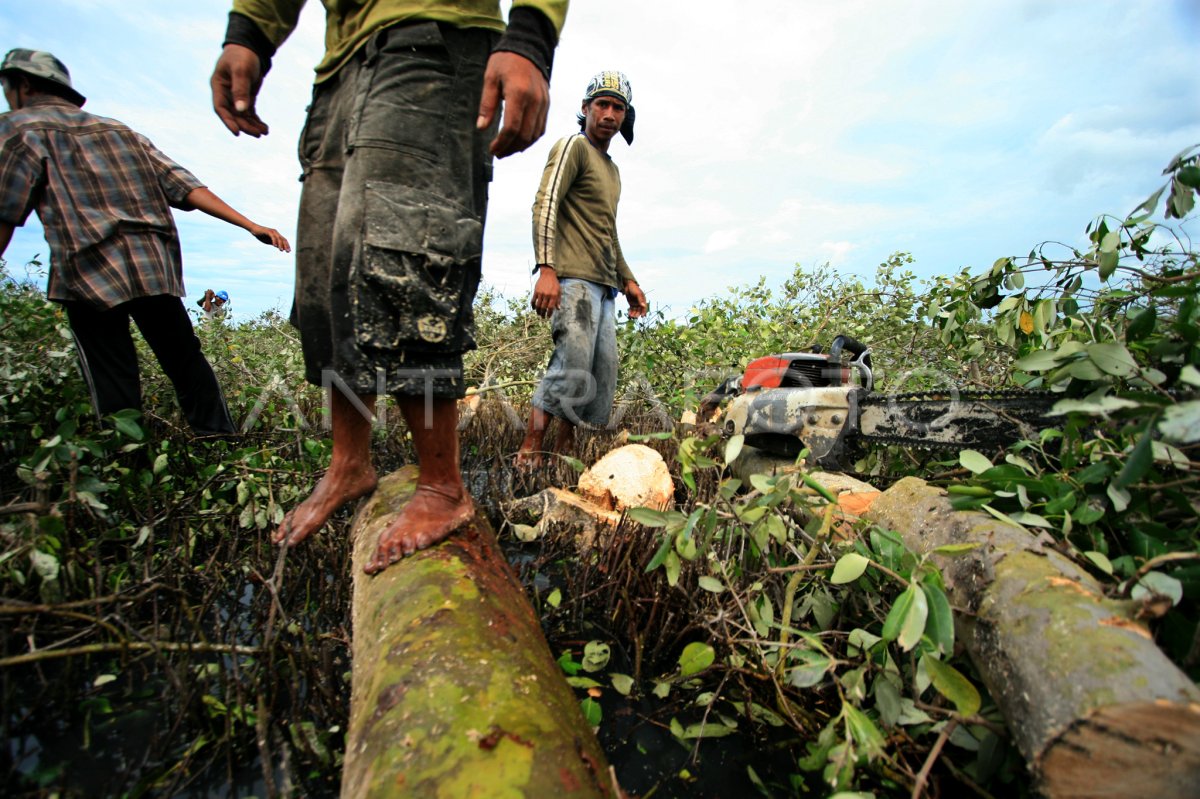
left=62, top=295, right=235, bottom=434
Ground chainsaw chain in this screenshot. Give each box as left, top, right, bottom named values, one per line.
left=855, top=388, right=1059, bottom=451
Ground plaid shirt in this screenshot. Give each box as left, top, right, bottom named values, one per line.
left=0, top=96, right=205, bottom=309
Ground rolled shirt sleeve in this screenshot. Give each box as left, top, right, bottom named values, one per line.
left=134, top=134, right=206, bottom=210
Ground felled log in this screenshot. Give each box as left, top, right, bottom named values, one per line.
left=342, top=466, right=616, bottom=799
left=864, top=477, right=1200, bottom=799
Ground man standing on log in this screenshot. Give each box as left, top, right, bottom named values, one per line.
left=0, top=49, right=290, bottom=437
left=210, top=0, right=568, bottom=573
left=516, top=71, right=647, bottom=466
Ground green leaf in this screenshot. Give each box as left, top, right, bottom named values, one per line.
left=959, top=449, right=992, bottom=474
left=697, top=575, right=726, bottom=593
left=922, top=655, right=982, bottom=717
left=582, top=641, right=611, bottom=672
left=843, top=704, right=886, bottom=758
left=1084, top=551, right=1113, bottom=575
left=644, top=530, right=674, bottom=572
left=931, top=542, right=980, bottom=556
left=1098, top=249, right=1119, bottom=281
left=1159, top=400, right=1200, bottom=445
left=579, top=697, right=602, bottom=726
left=111, top=410, right=145, bottom=441
left=830, top=552, right=870, bottom=584
left=546, top=588, right=562, bottom=608
left=787, top=650, right=834, bottom=688
left=1086, top=342, right=1138, bottom=378
left=627, top=507, right=671, bottom=527
left=921, top=582, right=955, bottom=655
left=678, top=642, right=716, bottom=677
left=1013, top=349, right=1062, bottom=372
left=566, top=676, right=603, bottom=689
left=1177, top=165, right=1200, bottom=189
left=724, top=434, right=744, bottom=465
left=1126, top=305, right=1157, bottom=342
left=664, top=551, right=681, bottom=587
left=882, top=583, right=927, bottom=652
left=610, top=673, right=634, bottom=695
left=1113, top=426, right=1154, bottom=489
left=1131, top=571, right=1184, bottom=606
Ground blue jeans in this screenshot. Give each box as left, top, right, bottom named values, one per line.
left=533, top=278, right=618, bottom=427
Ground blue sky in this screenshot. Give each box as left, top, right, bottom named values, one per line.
left=2, top=1, right=1198, bottom=322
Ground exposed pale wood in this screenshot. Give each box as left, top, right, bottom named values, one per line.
left=578, top=444, right=673, bottom=512
left=342, top=466, right=615, bottom=799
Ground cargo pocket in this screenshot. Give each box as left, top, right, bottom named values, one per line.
left=352, top=181, right=483, bottom=355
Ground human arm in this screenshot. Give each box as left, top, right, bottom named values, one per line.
left=212, top=4, right=305, bottom=136
left=612, top=230, right=646, bottom=317
left=623, top=279, right=647, bottom=318
left=531, top=265, right=560, bottom=317
left=0, top=220, right=13, bottom=259
left=477, top=5, right=567, bottom=158
left=184, top=188, right=291, bottom=251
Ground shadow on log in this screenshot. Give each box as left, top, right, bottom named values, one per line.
left=864, top=477, right=1200, bottom=799
left=342, top=466, right=616, bottom=798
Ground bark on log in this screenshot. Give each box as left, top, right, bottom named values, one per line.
left=342, top=466, right=616, bottom=799
left=864, top=477, right=1200, bottom=799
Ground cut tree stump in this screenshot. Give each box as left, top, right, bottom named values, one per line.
left=342, top=466, right=616, bottom=799
left=863, top=477, right=1200, bottom=799
left=578, top=444, right=673, bottom=513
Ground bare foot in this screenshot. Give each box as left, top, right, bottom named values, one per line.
left=363, top=484, right=474, bottom=574
left=273, top=463, right=378, bottom=546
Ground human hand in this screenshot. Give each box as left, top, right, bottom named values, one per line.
left=476, top=51, right=549, bottom=158
left=624, top=281, right=647, bottom=318
left=211, top=44, right=269, bottom=137
left=250, top=225, right=291, bottom=252
left=531, top=267, right=560, bottom=317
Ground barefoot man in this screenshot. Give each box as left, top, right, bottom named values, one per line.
left=516, top=71, right=647, bottom=465
left=210, top=0, right=568, bottom=572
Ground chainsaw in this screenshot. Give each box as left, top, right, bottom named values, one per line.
left=702, top=336, right=1058, bottom=469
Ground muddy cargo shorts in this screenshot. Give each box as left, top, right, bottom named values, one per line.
left=532, top=278, right=618, bottom=427
left=291, top=21, right=498, bottom=398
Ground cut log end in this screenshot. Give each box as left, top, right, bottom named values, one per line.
left=1038, top=700, right=1200, bottom=799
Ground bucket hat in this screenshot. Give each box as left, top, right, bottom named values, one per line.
left=0, top=48, right=86, bottom=106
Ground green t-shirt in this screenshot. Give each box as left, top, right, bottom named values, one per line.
left=232, top=0, right=568, bottom=80
left=532, top=133, right=636, bottom=290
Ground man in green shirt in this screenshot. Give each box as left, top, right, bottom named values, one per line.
left=210, top=0, right=568, bottom=573
left=517, top=71, right=647, bottom=465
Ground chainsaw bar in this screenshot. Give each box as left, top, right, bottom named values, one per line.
left=856, top=389, right=1059, bottom=451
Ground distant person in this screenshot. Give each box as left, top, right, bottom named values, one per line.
left=516, top=71, right=647, bottom=466
left=0, top=49, right=290, bottom=435
left=198, top=288, right=230, bottom=321
left=209, top=0, right=567, bottom=572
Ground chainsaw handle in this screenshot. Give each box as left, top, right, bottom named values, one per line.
left=829, top=335, right=873, bottom=390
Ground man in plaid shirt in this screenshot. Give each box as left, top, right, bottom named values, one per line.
left=0, top=49, right=290, bottom=435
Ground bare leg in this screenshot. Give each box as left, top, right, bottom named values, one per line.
left=364, top=396, right=474, bottom=574
left=273, top=389, right=378, bottom=545
left=549, top=416, right=576, bottom=457
left=515, top=405, right=554, bottom=468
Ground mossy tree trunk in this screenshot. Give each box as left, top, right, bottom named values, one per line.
left=341, top=466, right=616, bottom=799
left=864, top=477, right=1200, bottom=799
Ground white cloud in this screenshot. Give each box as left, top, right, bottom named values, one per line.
left=1, top=0, right=1197, bottom=324
left=703, top=229, right=740, bottom=254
